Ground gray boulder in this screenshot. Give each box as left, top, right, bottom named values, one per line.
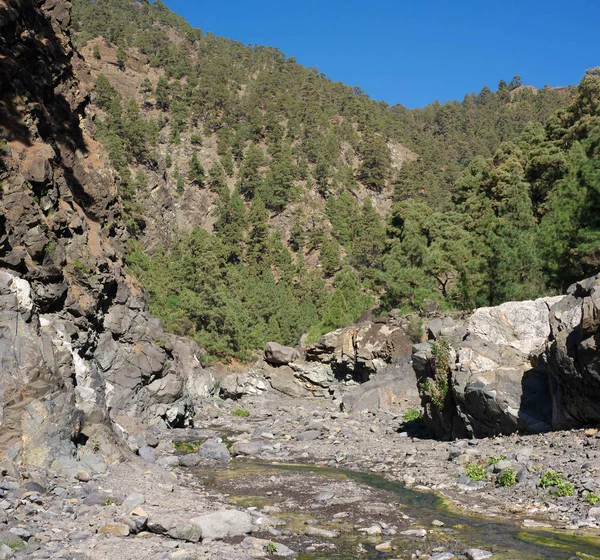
left=197, top=441, right=231, bottom=463
left=289, top=362, right=334, bottom=388
left=264, top=342, right=300, bottom=365
left=305, top=322, right=412, bottom=382
left=190, top=509, right=253, bottom=539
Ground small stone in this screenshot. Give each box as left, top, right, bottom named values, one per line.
left=358, top=525, right=382, bottom=535
left=431, top=554, right=456, bottom=560
left=304, top=526, right=340, bottom=538
left=399, top=528, right=427, bottom=537
left=465, top=549, right=493, bottom=560
left=8, top=527, right=30, bottom=539
left=431, top=519, right=445, bottom=527
left=522, top=519, right=552, bottom=528
left=98, top=523, right=130, bottom=536
left=138, top=446, right=157, bottom=463
left=197, top=441, right=231, bottom=463
left=146, top=435, right=160, bottom=448
left=122, top=493, right=145, bottom=512
left=375, top=541, right=392, bottom=551
left=76, top=470, right=91, bottom=483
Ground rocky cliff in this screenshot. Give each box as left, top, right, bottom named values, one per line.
left=413, top=274, right=600, bottom=439
left=0, top=0, right=212, bottom=474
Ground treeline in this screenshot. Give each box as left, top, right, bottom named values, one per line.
left=70, top=0, right=599, bottom=361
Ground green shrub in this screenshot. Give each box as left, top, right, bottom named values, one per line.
left=488, top=454, right=507, bottom=466
left=553, top=480, right=575, bottom=497
left=497, top=468, right=517, bottom=487
left=539, top=469, right=563, bottom=489
left=403, top=408, right=422, bottom=422
left=586, top=492, right=599, bottom=505
left=466, top=462, right=486, bottom=481
left=190, top=133, right=203, bottom=145
left=233, top=408, right=250, bottom=417
left=265, top=542, right=277, bottom=553
left=71, top=259, right=91, bottom=275
left=538, top=469, right=574, bottom=496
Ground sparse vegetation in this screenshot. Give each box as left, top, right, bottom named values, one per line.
left=538, top=469, right=574, bottom=496
left=71, top=259, right=92, bottom=275
left=403, top=409, right=422, bottom=422
left=586, top=492, right=599, bottom=505
left=497, top=468, right=517, bottom=487
left=233, top=408, right=250, bottom=418
left=466, top=462, right=486, bottom=481
left=488, top=455, right=507, bottom=466
left=265, top=542, right=278, bottom=553
left=422, top=337, right=452, bottom=408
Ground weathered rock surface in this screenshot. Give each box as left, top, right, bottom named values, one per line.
left=414, top=276, right=600, bottom=438
left=264, top=342, right=300, bottom=365
left=0, top=0, right=212, bottom=471
left=190, top=510, right=253, bottom=539
left=305, top=321, right=412, bottom=382
left=547, top=274, right=600, bottom=428
left=414, top=296, right=563, bottom=439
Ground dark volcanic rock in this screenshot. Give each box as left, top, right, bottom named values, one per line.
left=0, top=0, right=212, bottom=470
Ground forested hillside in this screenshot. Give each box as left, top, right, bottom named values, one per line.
left=68, top=0, right=599, bottom=361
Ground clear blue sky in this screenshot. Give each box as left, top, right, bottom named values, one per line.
left=161, top=0, right=599, bottom=109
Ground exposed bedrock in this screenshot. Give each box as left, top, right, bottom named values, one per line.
left=413, top=274, right=600, bottom=439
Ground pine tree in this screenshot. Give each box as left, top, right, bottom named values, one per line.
left=188, top=152, right=206, bottom=187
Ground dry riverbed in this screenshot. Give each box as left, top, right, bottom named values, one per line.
left=3, top=391, right=600, bottom=559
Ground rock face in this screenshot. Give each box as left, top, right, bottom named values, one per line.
left=414, top=276, right=600, bottom=438
left=305, top=322, right=412, bottom=382
left=546, top=274, right=600, bottom=428
left=0, top=0, right=212, bottom=471
left=414, top=296, right=564, bottom=439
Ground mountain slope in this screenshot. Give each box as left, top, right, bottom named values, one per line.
left=66, top=0, right=596, bottom=362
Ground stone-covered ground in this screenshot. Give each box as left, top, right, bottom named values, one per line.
left=3, top=389, right=600, bottom=560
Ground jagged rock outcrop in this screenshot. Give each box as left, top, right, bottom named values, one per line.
left=546, top=274, right=600, bottom=428
left=305, top=321, right=412, bottom=382
left=0, top=0, right=212, bottom=473
left=413, top=274, right=600, bottom=439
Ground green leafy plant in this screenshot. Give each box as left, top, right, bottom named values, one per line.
left=421, top=337, right=451, bottom=408
left=538, top=469, right=574, bottom=496
left=403, top=408, right=422, bottom=422
left=104, top=497, right=121, bottom=506
left=265, top=542, right=277, bottom=553
left=71, top=259, right=92, bottom=275
left=497, top=468, right=517, bottom=487
left=466, top=462, right=486, bottom=481
left=553, top=480, right=575, bottom=497
left=586, top=492, right=599, bottom=505
left=488, top=454, right=507, bottom=466
left=233, top=408, right=250, bottom=418
left=539, top=469, right=563, bottom=489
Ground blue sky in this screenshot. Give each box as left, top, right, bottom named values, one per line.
left=161, top=0, right=599, bottom=109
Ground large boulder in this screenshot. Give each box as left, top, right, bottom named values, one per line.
left=413, top=296, right=564, bottom=439
left=264, top=342, right=300, bottom=365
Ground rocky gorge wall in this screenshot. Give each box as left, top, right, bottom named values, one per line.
left=0, top=0, right=212, bottom=474
left=413, top=274, right=600, bottom=439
